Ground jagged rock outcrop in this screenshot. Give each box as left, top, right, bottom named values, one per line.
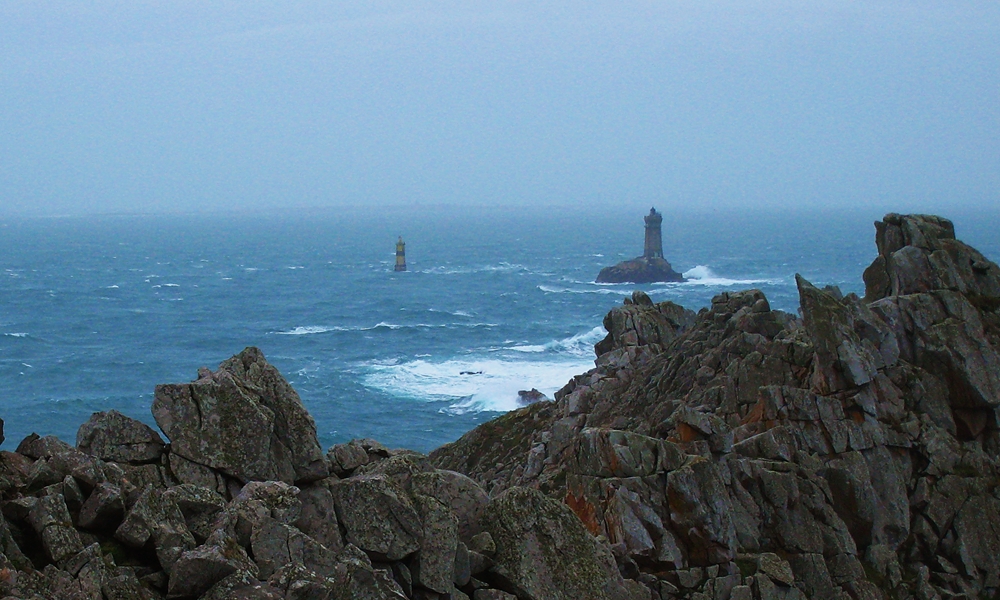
left=153, top=346, right=328, bottom=486
left=77, top=410, right=166, bottom=465
left=432, top=213, right=1000, bottom=600
left=481, top=486, right=646, bottom=600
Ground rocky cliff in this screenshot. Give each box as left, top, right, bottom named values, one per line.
left=432, top=213, right=1000, bottom=600
left=0, top=213, right=997, bottom=600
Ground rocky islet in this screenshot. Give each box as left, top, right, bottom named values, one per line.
left=0, top=213, right=996, bottom=599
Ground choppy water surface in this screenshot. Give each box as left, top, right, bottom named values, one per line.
left=1, top=206, right=997, bottom=452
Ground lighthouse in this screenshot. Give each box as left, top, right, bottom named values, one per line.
left=394, top=236, right=407, bottom=272
left=643, top=207, right=664, bottom=259
left=595, top=207, right=684, bottom=283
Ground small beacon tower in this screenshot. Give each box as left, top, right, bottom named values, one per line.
left=643, top=207, right=664, bottom=259
left=394, top=236, right=407, bottom=272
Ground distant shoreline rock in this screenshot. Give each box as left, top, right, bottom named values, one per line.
left=596, top=256, right=685, bottom=284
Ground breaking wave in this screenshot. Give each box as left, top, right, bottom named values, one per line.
left=272, top=321, right=498, bottom=335
left=676, top=265, right=776, bottom=286
left=363, top=356, right=590, bottom=414
left=509, top=326, right=606, bottom=356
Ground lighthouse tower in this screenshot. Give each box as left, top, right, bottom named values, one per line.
left=643, top=207, right=664, bottom=259
left=394, top=236, right=407, bottom=272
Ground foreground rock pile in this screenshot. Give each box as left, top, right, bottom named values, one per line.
left=3, top=348, right=646, bottom=599
left=431, top=214, right=1000, bottom=600
left=0, top=213, right=997, bottom=600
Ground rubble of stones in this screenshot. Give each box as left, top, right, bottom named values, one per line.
left=1, top=213, right=998, bottom=600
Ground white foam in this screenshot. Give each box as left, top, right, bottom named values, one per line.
left=273, top=322, right=498, bottom=336
left=4, top=333, right=28, bottom=338
left=678, top=265, right=775, bottom=286
left=510, top=326, right=606, bottom=356
left=275, top=326, right=343, bottom=336
left=105, top=285, right=119, bottom=289
left=363, top=356, right=591, bottom=414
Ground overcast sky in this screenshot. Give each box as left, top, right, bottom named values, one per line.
left=1, top=2, right=998, bottom=216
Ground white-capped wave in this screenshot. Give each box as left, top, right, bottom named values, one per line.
left=275, top=326, right=344, bottom=336
left=367, top=321, right=497, bottom=331
left=678, top=265, right=775, bottom=286
left=538, top=285, right=627, bottom=296
left=272, top=321, right=498, bottom=336
left=106, top=285, right=120, bottom=289
left=363, top=356, right=591, bottom=414
left=510, top=326, right=606, bottom=356
left=4, top=332, right=28, bottom=338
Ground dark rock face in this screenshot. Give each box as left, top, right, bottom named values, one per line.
left=597, top=256, right=685, bottom=284
left=516, top=388, right=549, bottom=406
left=864, top=213, right=1000, bottom=303
left=152, top=346, right=328, bottom=485
left=77, top=409, right=165, bottom=464
left=483, top=486, right=647, bottom=600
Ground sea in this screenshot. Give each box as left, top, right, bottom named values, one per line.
left=1, top=205, right=997, bottom=454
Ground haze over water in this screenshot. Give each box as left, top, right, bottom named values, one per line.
left=2, top=206, right=997, bottom=453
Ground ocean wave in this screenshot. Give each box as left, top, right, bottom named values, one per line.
left=272, top=321, right=499, bottom=336
left=366, top=321, right=498, bottom=331
left=548, top=267, right=777, bottom=291
left=363, top=356, right=592, bottom=414
left=538, top=285, right=627, bottom=295
left=275, top=326, right=345, bottom=336
left=4, top=333, right=28, bottom=338
left=675, top=265, right=776, bottom=286
left=420, top=263, right=531, bottom=276
left=510, top=326, right=606, bottom=357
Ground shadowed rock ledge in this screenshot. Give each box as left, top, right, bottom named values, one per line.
left=0, top=213, right=998, bottom=600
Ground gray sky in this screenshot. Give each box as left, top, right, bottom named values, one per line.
left=1, top=1, right=998, bottom=216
